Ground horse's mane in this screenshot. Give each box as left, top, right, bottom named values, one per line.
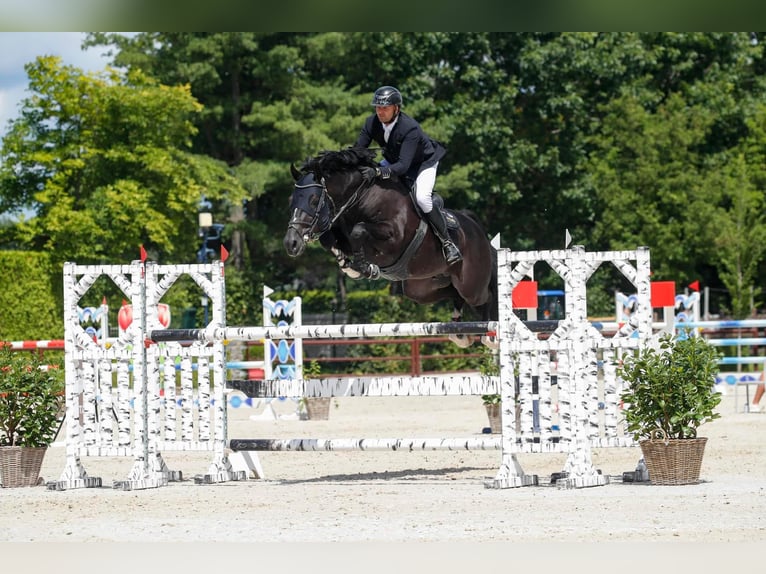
left=301, top=147, right=377, bottom=177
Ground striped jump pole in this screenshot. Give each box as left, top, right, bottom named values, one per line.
left=150, top=321, right=499, bottom=344
left=226, top=373, right=499, bottom=399
left=229, top=437, right=502, bottom=452
left=4, top=339, right=66, bottom=350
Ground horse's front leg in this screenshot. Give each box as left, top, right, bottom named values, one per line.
left=340, top=223, right=380, bottom=280
left=330, top=247, right=363, bottom=279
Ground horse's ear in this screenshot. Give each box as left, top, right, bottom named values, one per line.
left=290, top=164, right=301, bottom=181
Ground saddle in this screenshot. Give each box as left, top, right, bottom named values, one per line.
left=409, top=191, right=460, bottom=230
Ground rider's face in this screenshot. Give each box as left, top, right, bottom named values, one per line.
left=375, top=105, right=398, bottom=125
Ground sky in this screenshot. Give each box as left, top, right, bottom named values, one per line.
left=0, top=32, right=115, bottom=139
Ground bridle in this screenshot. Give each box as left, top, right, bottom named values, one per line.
left=287, top=178, right=331, bottom=243
left=287, top=173, right=369, bottom=243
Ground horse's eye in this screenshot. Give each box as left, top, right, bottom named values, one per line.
left=309, top=195, right=319, bottom=208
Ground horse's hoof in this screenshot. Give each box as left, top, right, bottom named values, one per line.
left=449, top=334, right=473, bottom=348
left=481, top=335, right=499, bottom=350
left=341, top=267, right=363, bottom=279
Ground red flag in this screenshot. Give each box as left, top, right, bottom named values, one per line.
left=688, top=280, right=700, bottom=292
left=139, top=244, right=147, bottom=262
left=221, top=244, right=229, bottom=263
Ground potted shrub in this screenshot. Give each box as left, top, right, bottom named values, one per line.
left=0, top=344, right=64, bottom=487
left=617, top=331, right=722, bottom=485
left=301, top=360, right=332, bottom=420
left=481, top=393, right=502, bottom=433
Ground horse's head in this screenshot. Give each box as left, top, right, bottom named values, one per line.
left=283, top=164, right=333, bottom=257
left=284, top=148, right=378, bottom=257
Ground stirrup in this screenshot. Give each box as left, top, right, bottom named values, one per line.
left=443, top=242, right=462, bottom=265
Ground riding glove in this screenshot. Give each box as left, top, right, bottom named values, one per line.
left=360, top=166, right=377, bottom=182
left=360, top=166, right=392, bottom=182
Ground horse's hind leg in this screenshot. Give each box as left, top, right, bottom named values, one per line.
left=480, top=333, right=499, bottom=350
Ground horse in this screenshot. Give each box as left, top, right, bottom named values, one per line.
left=283, top=147, right=498, bottom=347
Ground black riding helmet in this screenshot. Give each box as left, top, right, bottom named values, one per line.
left=371, top=86, right=402, bottom=107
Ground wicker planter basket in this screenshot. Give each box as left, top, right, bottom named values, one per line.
left=0, top=446, right=47, bottom=488
left=305, top=397, right=331, bottom=420
left=485, top=403, right=501, bottom=434
left=639, top=433, right=708, bottom=485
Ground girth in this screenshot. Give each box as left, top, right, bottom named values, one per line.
left=377, top=218, right=429, bottom=281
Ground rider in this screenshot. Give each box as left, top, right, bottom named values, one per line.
left=354, top=85, right=462, bottom=265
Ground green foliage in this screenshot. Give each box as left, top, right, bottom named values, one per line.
left=299, top=361, right=324, bottom=411
left=481, top=393, right=502, bottom=406
left=297, top=289, right=339, bottom=312
left=0, top=251, right=61, bottom=340
left=618, top=332, right=722, bottom=441
left=0, top=345, right=64, bottom=447
left=0, top=56, right=246, bottom=266
left=223, top=266, right=263, bottom=327
left=698, top=154, right=766, bottom=318
left=303, top=360, right=322, bottom=377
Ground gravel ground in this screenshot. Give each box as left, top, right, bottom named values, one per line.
left=1, top=391, right=764, bottom=570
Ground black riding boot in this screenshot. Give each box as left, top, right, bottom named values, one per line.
left=425, top=209, right=462, bottom=265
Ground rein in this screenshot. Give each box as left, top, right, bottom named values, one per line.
left=329, top=178, right=368, bottom=226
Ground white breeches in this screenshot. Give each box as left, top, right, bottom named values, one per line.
left=413, top=163, right=438, bottom=213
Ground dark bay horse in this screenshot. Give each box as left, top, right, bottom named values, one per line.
left=283, top=147, right=498, bottom=347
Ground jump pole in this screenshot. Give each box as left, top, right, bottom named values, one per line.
left=150, top=321, right=499, bottom=343
left=229, top=437, right=501, bottom=452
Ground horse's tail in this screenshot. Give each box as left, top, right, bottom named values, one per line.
left=460, top=209, right=499, bottom=322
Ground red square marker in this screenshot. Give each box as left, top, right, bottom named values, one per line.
left=650, top=281, right=676, bottom=308
left=512, top=281, right=538, bottom=309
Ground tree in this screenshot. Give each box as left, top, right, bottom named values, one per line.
left=585, top=34, right=766, bottom=314
left=701, top=156, right=765, bottom=317
left=0, top=56, right=246, bottom=266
